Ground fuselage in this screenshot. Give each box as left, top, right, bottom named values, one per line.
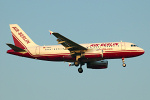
left=7, top=42, right=145, bottom=62
left=7, top=24, right=145, bottom=73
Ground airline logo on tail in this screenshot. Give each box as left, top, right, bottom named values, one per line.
left=12, top=27, right=30, bottom=44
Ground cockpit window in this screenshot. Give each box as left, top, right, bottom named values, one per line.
left=131, top=44, right=138, bottom=47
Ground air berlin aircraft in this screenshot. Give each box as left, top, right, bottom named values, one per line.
left=7, top=24, right=145, bottom=73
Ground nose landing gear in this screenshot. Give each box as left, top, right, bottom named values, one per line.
left=122, top=58, right=126, bottom=67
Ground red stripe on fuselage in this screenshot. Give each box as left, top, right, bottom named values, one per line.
left=7, top=49, right=33, bottom=58
left=103, top=50, right=144, bottom=59
left=7, top=49, right=144, bottom=62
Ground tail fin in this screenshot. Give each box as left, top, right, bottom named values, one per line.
left=10, top=24, right=38, bottom=49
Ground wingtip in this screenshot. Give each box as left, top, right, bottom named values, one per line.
left=49, top=30, right=53, bottom=35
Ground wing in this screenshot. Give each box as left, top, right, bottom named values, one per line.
left=50, top=31, right=87, bottom=54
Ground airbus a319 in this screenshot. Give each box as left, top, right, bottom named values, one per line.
left=7, top=24, right=145, bottom=73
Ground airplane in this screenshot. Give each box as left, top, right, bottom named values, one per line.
left=6, top=24, right=145, bottom=73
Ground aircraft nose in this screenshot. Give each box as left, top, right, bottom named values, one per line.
left=140, top=48, right=145, bottom=55
left=142, top=49, right=145, bottom=54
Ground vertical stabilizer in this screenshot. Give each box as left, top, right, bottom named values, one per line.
left=10, top=24, right=38, bottom=49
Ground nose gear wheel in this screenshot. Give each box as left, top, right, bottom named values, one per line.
left=122, top=58, right=126, bottom=67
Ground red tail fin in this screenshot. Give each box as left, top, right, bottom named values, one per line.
left=10, top=24, right=38, bottom=49
left=12, top=32, right=25, bottom=49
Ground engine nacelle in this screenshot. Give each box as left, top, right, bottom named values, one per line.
left=87, top=60, right=108, bottom=69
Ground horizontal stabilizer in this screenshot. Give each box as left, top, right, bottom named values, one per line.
left=6, top=43, right=26, bottom=52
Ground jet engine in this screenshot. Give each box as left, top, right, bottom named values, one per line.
left=87, top=60, right=108, bottom=69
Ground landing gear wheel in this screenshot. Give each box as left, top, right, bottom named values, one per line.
left=122, top=63, right=126, bottom=67
left=74, top=61, right=79, bottom=66
left=78, top=68, right=83, bottom=73
left=122, top=58, right=126, bottom=67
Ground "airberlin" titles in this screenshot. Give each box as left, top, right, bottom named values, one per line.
left=12, top=27, right=30, bottom=44
left=90, top=43, right=119, bottom=47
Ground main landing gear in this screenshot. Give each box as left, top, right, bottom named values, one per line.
left=74, top=55, right=84, bottom=73
left=122, top=58, right=126, bottom=67
left=78, top=67, right=83, bottom=73
left=74, top=61, right=79, bottom=66
left=74, top=61, right=84, bottom=73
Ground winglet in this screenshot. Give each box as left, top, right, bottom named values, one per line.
left=49, top=30, right=54, bottom=35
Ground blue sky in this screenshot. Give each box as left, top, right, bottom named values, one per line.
left=0, top=0, right=150, bottom=100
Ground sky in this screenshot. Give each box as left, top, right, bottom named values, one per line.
left=0, top=0, right=150, bottom=100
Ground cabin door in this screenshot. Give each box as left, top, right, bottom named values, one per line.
left=121, top=42, right=126, bottom=50
left=35, top=46, right=40, bottom=55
